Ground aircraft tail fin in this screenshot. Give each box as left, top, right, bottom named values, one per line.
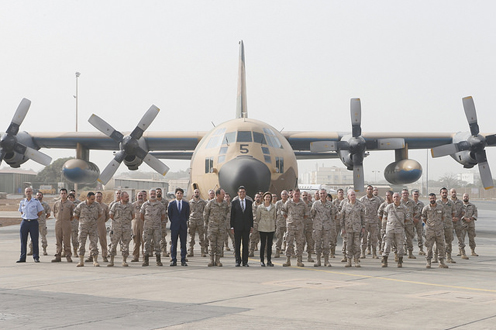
left=236, top=40, right=247, bottom=118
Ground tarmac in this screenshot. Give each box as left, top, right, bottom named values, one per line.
left=1, top=201, right=496, bottom=330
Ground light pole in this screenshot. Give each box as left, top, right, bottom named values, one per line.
left=75, top=72, right=80, bottom=132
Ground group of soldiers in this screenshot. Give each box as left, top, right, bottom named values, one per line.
left=25, top=184, right=479, bottom=269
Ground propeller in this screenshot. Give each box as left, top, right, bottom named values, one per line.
left=431, top=96, right=496, bottom=189
left=88, top=105, right=169, bottom=184
left=310, top=98, right=405, bottom=192
left=0, top=98, right=52, bottom=166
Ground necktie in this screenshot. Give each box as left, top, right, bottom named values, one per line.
left=241, top=200, right=245, bottom=211
left=178, top=200, right=182, bottom=212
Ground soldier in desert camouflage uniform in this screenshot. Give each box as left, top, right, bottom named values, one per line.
left=141, top=189, right=166, bottom=266
left=422, top=193, right=449, bottom=269
left=377, top=191, right=393, bottom=255
left=310, top=189, right=337, bottom=267
left=274, top=190, right=289, bottom=258
left=74, top=192, right=102, bottom=267
left=85, top=192, right=109, bottom=263
left=302, top=191, right=315, bottom=262
left=412, top=190, right=426, bottom=256
left=188, top=189, right=207, bottom=257
left=381, top=193, right=407, bottom=268
left=282, top=189, right=308, bottom=267
left=156, top=188, right=170, bottom=258
left=437, top=188, right=456, bottom=263
left=359, top=185, right=382, bottom=259
left=401, top=189, right=417, bottom=260
left=131, top=191, right=145, bottom=262
left=203, top=189, right=230, bottom=267
left=340, top=189, right=365, bottom=267
left=461, top=193, right=478, bottom=257
left=108, top=191, right=135, bottom=267
left=450, top=188, right=467, bottom=260
left=248, top=193, right=262, bottom=257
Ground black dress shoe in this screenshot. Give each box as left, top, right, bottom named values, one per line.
left=260, top=262, right=266, bottom=267
left=267, top=261, right=274, bottom=267
left=16, top=260, right=26, bottom=263
left=235, top=262, right=241, bottom=267
left=34, top=259, right=40, bottom=263
left=181, top=261, right=188, bottom=266
left=243, top=263, right=249, bottom=267
left=170, top=261, right=177, bottom=266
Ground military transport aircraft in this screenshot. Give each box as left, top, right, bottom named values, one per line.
left=1, top=41, right=495, bottom=198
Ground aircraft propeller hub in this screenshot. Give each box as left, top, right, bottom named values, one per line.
left=0, top=134, right=16, bottom=150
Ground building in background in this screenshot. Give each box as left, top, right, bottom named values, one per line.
left=0, top=168, right=37, bottom=194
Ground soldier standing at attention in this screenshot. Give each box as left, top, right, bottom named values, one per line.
left=401, top=189, right=417, bottom=260
left=28, top=191, right=51, bottom=256
left=302, top=191, right=315, bottom=263
left=282, top=188, right=308, bottom=267
left=68, top=192, right=81, bottom=257
left=412, top=190, right=426, bottom=256
left=373, top=187, right=384, bottom=204
left=422, top=193, right=449, bottom=269
left=203, top=189, right=230, bottom=267
left=188, top=189, right=207, bottom=257
left=359, top=185, right=382, bottom=259
left=108, top=191, right=134, bottom=267
left=274, top=190, right=289, bottom=258
left=438, top=187, right=456, bottom=263
left=156, top=187, right=170, bottom=258
left=450, top=188, right=467, bottom=259
left=90, top=192, right=109, bottom=263
left=381, top=193, right=407, bottom=268
left=248, top=193, right=262, bottom=258
left=52, top=189, right=75, bottom=263
left=131, top=191, right=145, bottom=262
left=141, top=189, right=166, bottom=267
left=310, top=189, right=337, bottom=267
left=17, top=187, right=44, bottom=263
left=377, top=191, right=393, bottom=255
left=461, top=193, right=478, bottom=257
left=340, top=189, right=365, bottom=268
left=333, top=189, right=346, bottom=261
left=74, top=192, right=102, bottom=267
left=223, top=192, right=235, bottom=253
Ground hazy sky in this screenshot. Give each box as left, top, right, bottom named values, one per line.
left=1, top=1, right=495, bottom=183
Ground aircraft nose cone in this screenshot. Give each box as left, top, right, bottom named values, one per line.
left=218, top=155, right=271, bottom=198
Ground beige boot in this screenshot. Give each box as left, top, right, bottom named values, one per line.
left=74, top=247, right=78, bottom=256
left=354, top=257, right=361, bottom=268
left=93, top=255, right=100, bottom=267
left=215, top=255, right=223, bottom=267
left=394, top=253, right=399, bottom=262
left=330, top=246, right=336, bottom=258
left=187, top=249, right=194, bottom=257
left=381, top=256, right=388, bottom=268
left=360, top=248, right=366, bottom=259
left=142, top=255, right=149, bottom=267
left=418, top=247, right=426, bottom=256
left=208, top=255, right=215, bottom=267
left=439, top=258, right=449, bottom=268
left=297, top=256, right=304, bottom=267
left=408, top=250, right=416, bottom=259
left=372, top=247, right=378, bottom=259
left=107, top=255, right=115, bottom=267
left=43, top=247, right=48, bottom=256
left=314, top=255, right=321, bottom=267
left=201, top=247, right=207, bottom=258
left=66, top=256, right=72, bottom=263
left=274, top=249, right=280, bottom=258
left=282, top=256, right=291, bottom=267
left=447, top=253, right=456, bottom=263
left=324, top=255, right=331, bottom=267
left=51, top=255, right=62, bottom=263
left=85, top=255, right=93, bottom=262
left=307, top=253, right=314, bottom=263
left=341, top=256, right=347, bottom=262
left=397, top=257, right=403, bottom=268
left=102, top=255, right=109, bottom=263
left=471, top=249, right=478, bottom=256
left=456, top=248, right=461, bottom=256
left=432, top=254, right=438, bottom=263
left=345, top=258, right=352, bottom=267
left=426, top=259, right=432, bottom=269
left=122, top=256, right=128, bottom=267
left=461, top=248, right=469, bottom=260
left=156, top=254, right=163, bottom=266
left=77, top=256, right=84, bottom=267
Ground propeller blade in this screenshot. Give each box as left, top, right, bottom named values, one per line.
left=98, top=151, right=125, bottom=184
left=143, top=153, right=170, bottom=176
left=485, top=134, right=496, bottom=146
left=131, top=105, right=160, bottom=140
left=376, top=138, right=405, bottom=150
left=350, top=98, right=361, bottom=138
left=0, top=148, right=5, bottom=165
left=88, top=114, right=124, bottom=143
left=353, top=164, right=364, bottom=192
left=462, top=96, right=479, bottom=136
left=24, top=147, right=52, bottom=166
left=478, top=161, right=493, bottom=190
left=431, top=144, right=459, bottom=158
left=310, top=141, right=338, bottom=152
left=11, top=98, right=31, bottom=126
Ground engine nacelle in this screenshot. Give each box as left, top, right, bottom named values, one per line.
left=63, top=159, right=100, bottom=184
left=384, top=159, right=422, bottom=184
left=3, top=132, right=38, bottom=168
left=123, top=155, right=143, bottom=171
left=449, top=131, right=477, bottom=168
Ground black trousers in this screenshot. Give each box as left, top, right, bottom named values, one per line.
left=234, top=229, right=250, bottom=265
left=259, top=231, right=274, bottom=263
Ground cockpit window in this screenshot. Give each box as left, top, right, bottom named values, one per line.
left=253, top=131, right=266, bottom=144
left=237, top=131, right=252, bottom=142
left=223, top=132, right=236, bottom=145
left=206, top=135, right=222, bottom=149
left=263, top=128, right=282, bottom=149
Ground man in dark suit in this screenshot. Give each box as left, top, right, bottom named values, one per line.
left=167, top=188, right=190, bottom=266
left=230, top=186, right=254, bottom=267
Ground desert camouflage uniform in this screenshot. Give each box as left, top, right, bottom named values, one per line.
left=413, top=199, right=425, bottom=250
left=451, top=197, right=465, bottom=250
left=224, top=203, right=235, bottom=251
left=71, top=199, right=81, bottom=254
left=340, top=201, right=365, bottom=261
left=422, top=203, right=447, bottom=262
left=358, top=195, right=381, bottom=257
left=53, top=200, right=75, bottom=257
left=462, top=202, right=478, bottom=250
left=249, top=202, right=262, bottom=255
left=333, top=198, right=346, bottom=255
left=377, top=200, right=392, bottom=253
left=188, top=198, right=207, bottom=256
left=203, top=199, right=230, bottom=257
left=97, top=202, right=109, bottom=259
left=141, top=200, right=165, bottom=256
left=400, top=198, right=416, bottom=253
left=75, top=202, right=102, bottom=257
left=274, top=199, right=287, bottom=255
left=132, top=200, right=144, bottom=260
left=303, top=199, right=315, bottom=256
left=437, top=199, right=455, bottom=256
left=158, top=198, right=170, bottom=256
left=30, top=200, right=51, bottom=252
left=109, top=201, right=134, bottom=258
left=282, top=199, right=309, bottom=258
left=382, top=203, right=407, bottom=257
left=310, top=200, right=337, bottom=258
